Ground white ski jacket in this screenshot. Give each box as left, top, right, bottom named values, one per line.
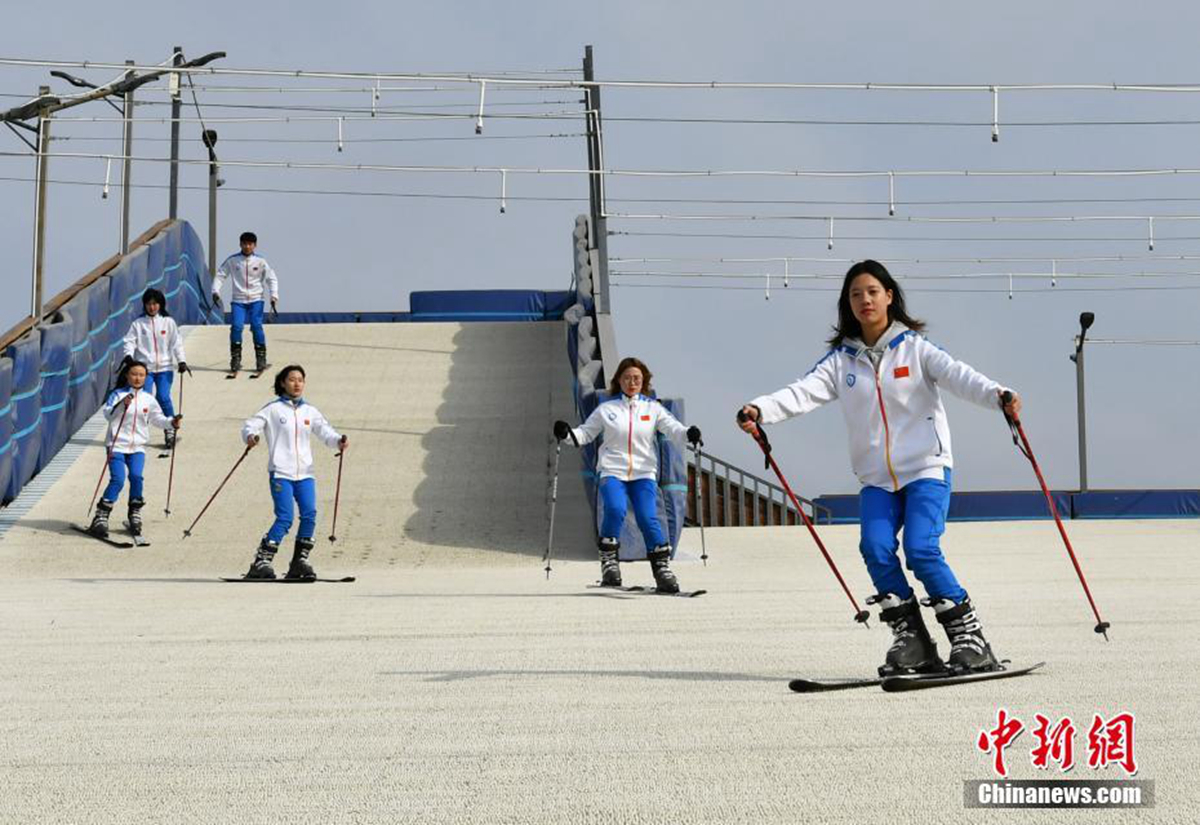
left=122, top=314, right=186, bottom=373
left=104, top=388, right=175, bottom=454
left=570, top=393, right=688, bottom=482
left=213, top=252, right=279, bottom=304
left=242, top=397, right=342, bottom=482
left=750, top=324, right=1009, bottom=491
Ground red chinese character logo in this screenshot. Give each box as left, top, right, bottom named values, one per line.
left=977, top=708, right=1025, bottom=777
left=1086, top=713, right=1137, bottom=775
left=1030, top=714, right=1076, bottom=772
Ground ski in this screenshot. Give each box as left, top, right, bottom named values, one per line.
left=123, top=523, right=151, bottom=547
left=587, top=583, right=707, bottom=598
left=789, top=667, right=948, bottom=693
left=70, top=524, right=134, bottom=549
left=225, top=370, right=239, bottom=380
left=248, top=363, right=271, bottom=380
left=219, top=576, right=356, bottom=583
left=882, top=661, right=1046, bottom=693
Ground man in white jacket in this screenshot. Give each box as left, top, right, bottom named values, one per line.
left=740, top=260, right=1022, bottom=677
left=212, top=231, right=279, bottom=374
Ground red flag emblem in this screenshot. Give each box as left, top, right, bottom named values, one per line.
left=640, top=415, right=650, bottom=421
left=893, top=366, right=910, bottom=379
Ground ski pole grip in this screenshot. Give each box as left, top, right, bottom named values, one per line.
left=1000, top=390, right=1018, bottom=424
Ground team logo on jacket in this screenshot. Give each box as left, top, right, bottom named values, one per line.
left=846, top=374, right=857, bottom=387
left=894, top=366, right=911, bottom=379
left=605, top=412, right=616, bottom=422
left=304, top=419, right=310, bottom=426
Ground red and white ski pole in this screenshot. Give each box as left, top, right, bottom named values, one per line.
left=87, top=399, right=131, bottom=518
left=182, top=443, right=252, bottom=538
left=164, top=371, right=184, bottom=516
left=1000, top=391, right=1111, bottom=640
left=738, top=410, right=870, bottom=627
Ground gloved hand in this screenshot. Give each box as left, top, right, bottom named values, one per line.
left=178, top=362, right=192, bottom=376
left=171, top=415, right=183, bottom=430
left=119, top=354, right=134, bottom=369
left=211, top=293, right=222, bottom=310
left=553, top=420, right=571, bottom=441
left=687, top=425, right=703, bottom=446
left=270, top=299, right=279, bottom=321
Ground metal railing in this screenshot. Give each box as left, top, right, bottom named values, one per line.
left=686, top=449, right=832, bottom=527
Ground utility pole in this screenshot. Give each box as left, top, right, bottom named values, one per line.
left=1070, top=311, right=1096, bottom=492
left=119, top=60, right=135, bottom=254
left=203, top=129, right=219, bottom=283
left=168, top=47, right=183, bottom=219
left=582, top=45, right=610, bottom=314
left=31, top=86, right=52, bottom=323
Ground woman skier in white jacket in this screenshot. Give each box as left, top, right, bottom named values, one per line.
left=739, top=260, right=1021, bottom=677
left=555, top=356, right=701, bottom=593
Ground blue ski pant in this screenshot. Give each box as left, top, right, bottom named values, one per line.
left=144, top=371, right=175, bottom=418
left=103, top=452, right=145, bottom=503
left=858, top=468, right=967, bottom=603
left=230, top=301, right=266, bottom=347
left=266, top=474, right=317, bottom=543
left=599, top=476, right=667, bottom=549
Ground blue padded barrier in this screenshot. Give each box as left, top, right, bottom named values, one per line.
left=814, top=489, right=1078, bottom=524
left=5, top=330, right=41, bottom=500
left=36, top=316, right=73, bottom=468
left=1073, top=490, right=1200, bottom=519
left=222, top=311, right=412, bottom=324
left=0, top=357, right=12, bottom=500
left=410, top=290, right=572, bottom=322
left=1, top=220, right=219, bottom=505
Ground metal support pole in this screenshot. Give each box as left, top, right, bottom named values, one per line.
left=1071, top=312, right=1095, bottom=493
left=30, top=86, right=51, bottom=324
left=582, top=45, right=610, bottom=314
left=120, top=60, right=135, bottom=254
left=168, top=46, right=182, bottom=219
left=203, top=129, right=219, bottom=283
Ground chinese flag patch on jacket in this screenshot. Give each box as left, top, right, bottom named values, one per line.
left=894, top=366, right=910, bottom=379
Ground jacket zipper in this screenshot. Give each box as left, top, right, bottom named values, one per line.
left=873, top=367, right=900, bottom=491
left=123, top=389, right=140, bottom=451
left=293, top=404, right=301, bottom=479
left=626, top=401, right=634, bottom=480
left=150, top=317, right=160, bottom=370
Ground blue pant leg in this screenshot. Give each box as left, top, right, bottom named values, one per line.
left=266, top=475, right=296, bottom=543
left=102, top=453, right=128, bottom=503
left=230, top=302, right=248, bottom=344
left=248, top=301, right=266, bottom=346
left=858, top=485, right=913, bottom=599
left=900, top=470, right=965, bottom=603
left=598, top=476, right=629, bottom=540
left=127, top=452, right=146, bottom=500
left=151, top=371, right=174, bottom=417
left=294, top=478, right=318, bottom=540
left=628, top=478, right=667, bottom=548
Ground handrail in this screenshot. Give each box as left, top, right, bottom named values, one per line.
left=689, top=449, right=833, bottom=526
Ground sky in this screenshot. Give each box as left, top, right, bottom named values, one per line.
left=1, top=0, right=1197, bottom=496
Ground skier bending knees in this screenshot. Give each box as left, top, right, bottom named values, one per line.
left=90, top=360, right=182, bottom=539
left=554, top=356, right=702, bottom=593
left=121, top=288, right=191, bottom=449
left=242, top=365, right=347, bottom=580
left=738, top=260, right=1022, bottom=676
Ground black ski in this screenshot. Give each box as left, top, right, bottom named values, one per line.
left=248, top=363, right=271, bottom=379
left=71, top=524, right=134, bottom=548
left=219, top=575, right=356, bottom=583
left=789, top=667, right=948, bottom=693
left=882, top=661, right=1046, bottom=693
left=225, top=370, right=239, bottom=380
left=587, top=583, right=706, bottom=598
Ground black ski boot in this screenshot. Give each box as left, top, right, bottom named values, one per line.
left=869, top=593, right=944, bottom=677
left=127, top=497, right=145, bottom=538
left=286, top=537, right=316, bottom=580
left=647, top=544, right=680, bottom=594
left=254, top=344, right=268, bottom=373
left=230, top=342, right=243, bottom=372
left=89, top=499, right=113, bottom=539
left=598, top=537, right=622, bottom=587
left=246, top=538, right=279, bottom=579
left=927, top=596, right=1001, bottom=674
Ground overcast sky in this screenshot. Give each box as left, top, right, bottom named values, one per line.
left=2, top=0, right=1197, bottom=495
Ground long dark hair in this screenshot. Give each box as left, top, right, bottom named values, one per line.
left=274, top=364, right=306, bottom=397
left=116, top=358, right=149, bottom=389
left=826, top=260, right=925, bottom=348
left=607, top=356, right=653, bottom=397
left=141, top=287, right=170, bottom=317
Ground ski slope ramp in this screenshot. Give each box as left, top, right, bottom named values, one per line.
left=0, top=321, right=595, bottom=576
